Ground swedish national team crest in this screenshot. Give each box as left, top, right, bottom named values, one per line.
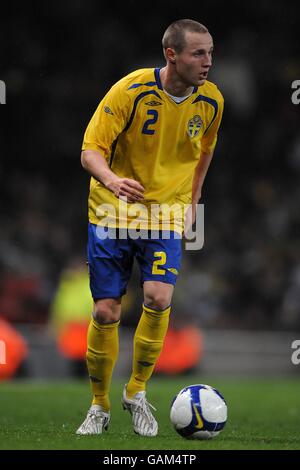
left=187, top=115, right=203, bottom=138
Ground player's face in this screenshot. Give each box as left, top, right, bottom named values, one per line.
left=175, top=32, right=213, bottom=87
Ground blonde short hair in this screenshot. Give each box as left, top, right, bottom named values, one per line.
left=162, top=19, right=209, bottom=53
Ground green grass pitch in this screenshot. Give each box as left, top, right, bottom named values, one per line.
left=0, top=377, right=299, bottom=450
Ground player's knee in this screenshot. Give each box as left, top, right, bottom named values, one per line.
left=93, top=302, right=120, bottom=324
left=144, top=294, right=170, bottom=311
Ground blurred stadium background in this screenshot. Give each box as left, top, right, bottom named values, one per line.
left=0, top=0, right=300, bottom=383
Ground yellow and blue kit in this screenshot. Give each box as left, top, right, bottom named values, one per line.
left=83, top=68, right=223, bottom=297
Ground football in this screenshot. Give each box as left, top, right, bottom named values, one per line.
left=170, top=384, right=227, bottom=439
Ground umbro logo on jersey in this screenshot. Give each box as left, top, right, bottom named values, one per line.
left=145, top=100, right=162, bottom=106
left=104, top=106, right=114, bottom=115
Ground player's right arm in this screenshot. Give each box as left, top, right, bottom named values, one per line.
left=81, top=78, right=144, bottom=203
left=81, top=150, right=144, bottom=203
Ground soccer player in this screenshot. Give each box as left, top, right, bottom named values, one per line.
left=76, top=19, right=223, bottom=436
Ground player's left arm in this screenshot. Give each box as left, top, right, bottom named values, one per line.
left=185, top=150, right=214, bottom=230
left=192, top=150, right=214, bottom=205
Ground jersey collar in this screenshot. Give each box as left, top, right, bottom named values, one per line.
left=154, top=67, right=198, bottom=94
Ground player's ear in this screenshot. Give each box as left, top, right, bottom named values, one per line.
left=165, top=47, right=176, bottom=64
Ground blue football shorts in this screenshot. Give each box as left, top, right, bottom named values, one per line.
left=87, top=223, right=182, bottom=299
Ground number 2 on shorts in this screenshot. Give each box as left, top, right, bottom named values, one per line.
left=152, top=251, right=167, bottom=275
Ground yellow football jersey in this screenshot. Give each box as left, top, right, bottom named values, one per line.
left=82, top=68, right=224, bottom=232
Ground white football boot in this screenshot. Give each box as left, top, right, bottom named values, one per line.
left=122, top=385, right=158, bottom=436
left=76, top=405, right=110, bottom=435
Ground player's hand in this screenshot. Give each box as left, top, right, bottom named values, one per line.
left=106, top=176, right=145, bottom=203
left=184, top=203, right=196, bottom=237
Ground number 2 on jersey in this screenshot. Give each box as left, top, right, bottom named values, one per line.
left=142, top=109, right=158, bottom=135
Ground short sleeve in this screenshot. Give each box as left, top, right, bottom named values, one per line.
left=82, top=81, right=131, bottom=159
left=201, top=94, right=224, bottom=154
